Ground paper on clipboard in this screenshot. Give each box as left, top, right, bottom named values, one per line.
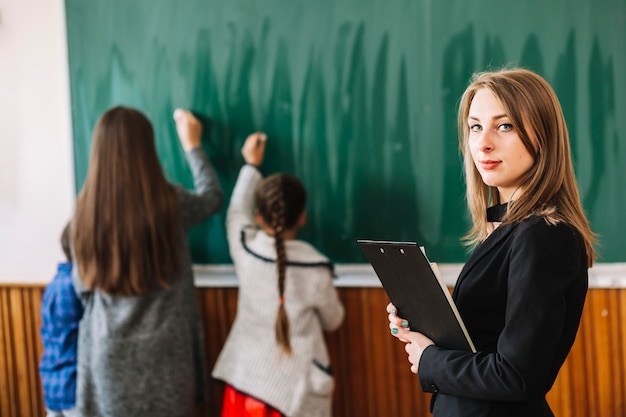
left=358, top=239, right=476, bottom=352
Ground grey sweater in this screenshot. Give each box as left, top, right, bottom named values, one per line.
left=212, top=165, right=345, bottom=417
left=72, top=147, right=223, bottom=417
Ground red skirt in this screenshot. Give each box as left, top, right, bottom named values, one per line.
left=221, top=385, right=284, bottom=417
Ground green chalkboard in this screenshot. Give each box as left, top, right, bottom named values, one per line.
left=66, top=0, right=626, bottom=264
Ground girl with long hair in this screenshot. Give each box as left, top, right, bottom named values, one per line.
left=72, top=107, right=223, bottom=416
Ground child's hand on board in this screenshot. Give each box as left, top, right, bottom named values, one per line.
left=173, top=108, right=202, bottom=151
left=242, top=132, right=267, bottom=167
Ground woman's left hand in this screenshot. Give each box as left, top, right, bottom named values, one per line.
left=387, top=302, right=435, bottom=374
left=401, top=331, right=435, bottom=374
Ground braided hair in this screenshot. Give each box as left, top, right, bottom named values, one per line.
left=255, top=173, right=307, bottom=354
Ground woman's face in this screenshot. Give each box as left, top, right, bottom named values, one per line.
left=468, top=88, right=535, bottom=203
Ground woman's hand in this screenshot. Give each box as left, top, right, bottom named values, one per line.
left=387, top=302, right=435, bottom=374
left=241, top=132, right=267, bottom=167
left=173, top=109, right=202, bottom=151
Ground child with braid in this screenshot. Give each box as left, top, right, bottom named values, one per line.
left=212, top=132, right=345, bottom=417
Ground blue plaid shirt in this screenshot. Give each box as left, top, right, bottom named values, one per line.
left=39, top=262, right=84, bottom=411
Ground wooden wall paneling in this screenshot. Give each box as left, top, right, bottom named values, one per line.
left=9, top=287, right=33, bottom=417
left=358, top=287, right=379, bottom=415
left=322, top=293, right=346, bottom=417
left=602, top=289, right=621, bottom=415
left=329, top=288, right=368, bottom=416
left=3, top=285, right=626, bottom=417
left=619, top=289, right=626, bottom=412
left=561, top=314, right=590, bottom=416
left=0, top=286, right=45, bottom=417
left=570, top=308, right=592, bottom=416
left=325, top=288, right=373, bottom=416
left=355, top=287, right=384, bottom=416
left=550, top=355, right=573, bottom=417
left=546, top=294, right=589, bottom=416
left=0, top=288, right=16, bottom=417
left=608, top=289, right=626, bottom=413
left=324, top=288, right=356, bottom=417
left=578, top=288, right=597, bottom=415
left=196, top=287, right=238, bottom=417
left=587, top=290, right=618, bottom=415
left=361, top=287, right=399, bottom=417
left=24, top=288, right=44, bottom=416
left=32, top=287, right=45, bottom=390
left=583, top=290, right=600, bottom=414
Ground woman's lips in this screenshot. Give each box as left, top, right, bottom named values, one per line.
left=479, top=160, right=501, bottom=170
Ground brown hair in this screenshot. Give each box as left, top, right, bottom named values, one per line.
left=458, top=68, right=596, bottom=266
left=60, top=222, right=72, bottom=262
left=73, top=106, right=181, bottom=295
left=255, top=173, right=307, bottom=354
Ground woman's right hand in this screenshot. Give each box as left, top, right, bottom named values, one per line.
left=387, top=303, right=411, bottom=343
left=241, top=132, right=267, bottom=167
left=387, top=302, right=435, bottom=375
left=173, top=108, right=202, bottom=151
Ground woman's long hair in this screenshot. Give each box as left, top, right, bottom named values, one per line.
left=73, top=106, right=180, bottom=295
left=458, top=68, right=596, bottom=266
left=255, top=174, right=307, bottom=354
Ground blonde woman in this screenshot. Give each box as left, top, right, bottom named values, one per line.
left=388, top=68, right=595, bottom=417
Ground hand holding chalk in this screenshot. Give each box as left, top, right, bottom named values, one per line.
left=173, top=108, right=202, bottom=151
left=242, top=132, right=267, bottom=167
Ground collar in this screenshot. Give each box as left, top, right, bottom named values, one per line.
left=486, top=202, right=508, bottom=222
left=239, top=229, right=335, bottom=274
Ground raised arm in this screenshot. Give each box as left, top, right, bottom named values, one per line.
left=173, top=109, right=224, bottom=230
left=226, top=132, right=267, bottom=263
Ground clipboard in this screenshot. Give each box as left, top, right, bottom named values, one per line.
left=358, top=240, right=476, bottom=352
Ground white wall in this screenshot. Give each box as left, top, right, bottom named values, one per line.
left=0, top=0, right=74, bottom=283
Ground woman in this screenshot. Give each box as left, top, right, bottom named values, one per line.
left=388, top=68, right=595, bottom=417
left=72, top=107, right=223, bottom=417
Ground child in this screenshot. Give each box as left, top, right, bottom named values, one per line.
left=71, top=107, right=223, bottom=417
left=40, top=223, right=83, bottom=417
left=212, top=132, right=345, bottom=417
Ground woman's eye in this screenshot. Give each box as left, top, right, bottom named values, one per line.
left=499, top=123, right=514, bottom=132
left=470, top=124, right=481, bottom=132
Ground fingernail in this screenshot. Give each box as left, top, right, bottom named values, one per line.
left=390, top=308, right=397, bottom=315
left=391, top=328, right=399, bottom=335
left=401, top=320, right=409, bottom=327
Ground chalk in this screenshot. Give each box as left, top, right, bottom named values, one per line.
left=173, top=108, right=184, bottom=120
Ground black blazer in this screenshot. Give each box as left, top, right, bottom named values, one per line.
left=418, top=216, right=588, bottom=417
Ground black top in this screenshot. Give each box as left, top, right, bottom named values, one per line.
left=418, top=215, right=588, bottom=417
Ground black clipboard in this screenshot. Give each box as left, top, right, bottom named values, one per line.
left=358, top=240, right=476, bottom=352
